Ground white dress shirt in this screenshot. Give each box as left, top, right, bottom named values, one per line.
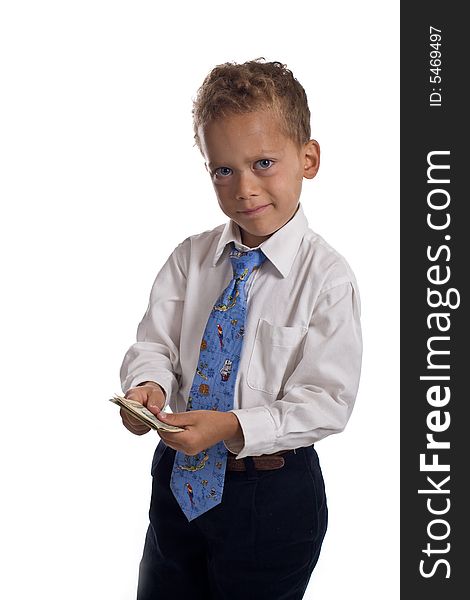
left=120, top=204, right=362, bottom=458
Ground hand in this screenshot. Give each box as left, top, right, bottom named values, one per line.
left=120, top=382, right=166, bottom=436
left=157, top=410, right=243, bottom=455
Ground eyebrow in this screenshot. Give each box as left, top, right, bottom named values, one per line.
left=207, top=150, right=283, bottom=169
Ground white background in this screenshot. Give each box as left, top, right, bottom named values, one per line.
left=0, top=1, right=399, bottom=598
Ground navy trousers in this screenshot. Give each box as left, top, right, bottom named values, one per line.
left=137, top=443, right=328, bottom=600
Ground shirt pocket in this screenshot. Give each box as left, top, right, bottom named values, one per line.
left=246, top=319, right=308, bottom=395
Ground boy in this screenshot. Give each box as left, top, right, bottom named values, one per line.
left=120, top=59, right=362, bottom=600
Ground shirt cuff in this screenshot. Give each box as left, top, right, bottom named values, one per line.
left=226, top=406, right=277, bottom=458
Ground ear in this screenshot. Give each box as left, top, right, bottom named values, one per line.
left=302, top=139, right=320, bottom=180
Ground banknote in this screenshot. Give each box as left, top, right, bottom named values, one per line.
left=109, top=394, right=184, bottom=432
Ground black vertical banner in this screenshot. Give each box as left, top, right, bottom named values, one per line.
left=401, top=3, right=468, bottom=598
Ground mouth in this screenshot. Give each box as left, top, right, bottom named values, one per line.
left=238, top=203, right=272, bottom=216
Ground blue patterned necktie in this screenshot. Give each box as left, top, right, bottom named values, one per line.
left=170, top=243, right=266, bottom=521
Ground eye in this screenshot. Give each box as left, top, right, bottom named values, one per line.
left=254, top=159, right=274, bottom=170
left=214, top=166, right=233, bottom=177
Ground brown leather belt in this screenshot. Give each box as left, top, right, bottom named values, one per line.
left=226, top=449, right=293, bottom=471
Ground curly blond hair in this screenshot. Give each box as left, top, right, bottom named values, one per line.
left=193, top=58, right=311, bottom=150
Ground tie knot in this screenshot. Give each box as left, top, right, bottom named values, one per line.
left=229, top=245, right=266, bottom=281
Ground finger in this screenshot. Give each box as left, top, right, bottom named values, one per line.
left=147, top=390, right=165, bottom=415
left=129, top=422, right=151, bottom=435
left=158, top=411, right=194, bottom=427
left=120, top=408, right=150, bottom=434
left=160, top=439, right=187, bottom=453
left=124, top=388, right=145, bottom=404
left=120, top=408, right=142, bottom=426
left=158, top=429, right=189, bottom=449
left=158, top=428, right=186, bottom=440
left=124, top=420, right=150, bottom=435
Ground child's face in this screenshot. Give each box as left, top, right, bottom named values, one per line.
left=199, top=110, right=319, bottom=247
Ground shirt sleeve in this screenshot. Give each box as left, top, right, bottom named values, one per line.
left=228, top=278, right=363, bottom=457
left=119, top=240, right=189, bottom=406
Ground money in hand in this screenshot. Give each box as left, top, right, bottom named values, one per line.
left=109, top=394, right=185, bottom=432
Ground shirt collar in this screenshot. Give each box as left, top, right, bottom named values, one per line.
left=212, top=203, right=309, bottom=278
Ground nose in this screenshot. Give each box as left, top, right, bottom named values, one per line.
left=234, top=170, right=259, bottom=200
